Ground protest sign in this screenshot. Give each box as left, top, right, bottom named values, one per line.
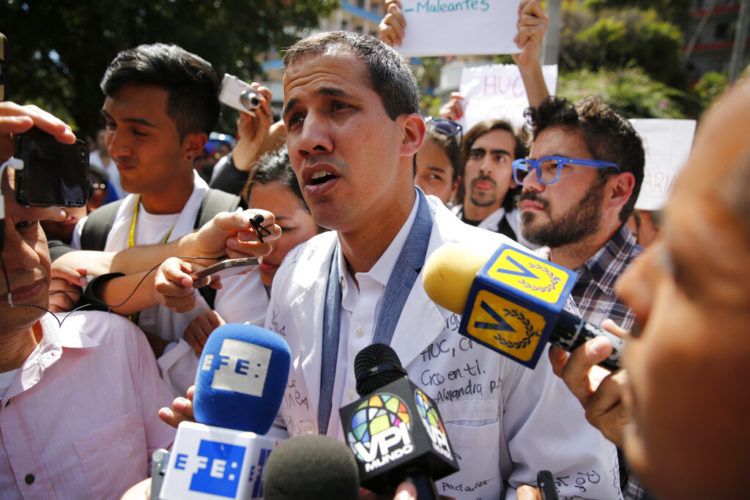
left=630, top=119, right=696, bottom=211
left=398, top=0, right=520, bottom=57
left=459, top=63, right=558, bottom=131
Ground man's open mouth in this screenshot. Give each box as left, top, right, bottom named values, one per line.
left=309, top=170, right=338, bottom=185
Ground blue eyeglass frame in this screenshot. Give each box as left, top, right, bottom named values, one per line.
left=512, top=155, right=620, bottom=186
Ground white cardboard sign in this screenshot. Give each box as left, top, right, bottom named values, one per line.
left=630, top=119, right=696, bottom=211
left=397, top=0, right=520, bottom=57
left=459, top=63, right=558, bottom=132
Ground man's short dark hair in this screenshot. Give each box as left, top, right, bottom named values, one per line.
left=283, top=31, right=420, bottom=120
left=100, top=43, right=220, bottom=138
left=525, top=96, right=645, bottom=223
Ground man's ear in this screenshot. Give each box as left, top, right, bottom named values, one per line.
left=182, top=132, right=208, bottom=161
left=607, top=171, right=636, bottom=210
left=399, top=113, right=426, bottom=158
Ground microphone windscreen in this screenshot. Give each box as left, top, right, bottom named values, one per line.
left=422, top=243, right=491, bottom=314
left=194, top=323, right=290, bottom=434
left=354, top=343, right=407, bottom=396
left=263, top=435, right=360, bottom=500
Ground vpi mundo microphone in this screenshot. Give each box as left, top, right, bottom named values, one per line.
left=159, top=323, right=291, bottom=500
left=423, top=243, right=623, bottom=370
left=339, top=344, right=459, bottom=499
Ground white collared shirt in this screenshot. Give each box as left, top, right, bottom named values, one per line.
left=0, top=311, right=175, bottom=499
left=327, top=194, right=420, bottom=438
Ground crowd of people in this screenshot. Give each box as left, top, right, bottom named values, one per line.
left=1, top=0, right=748, bottom=498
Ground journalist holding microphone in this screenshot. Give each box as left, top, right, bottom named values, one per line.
left=546, top=77, right=750, bottom=499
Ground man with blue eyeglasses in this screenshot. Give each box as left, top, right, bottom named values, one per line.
left=514, top=95, right=647, bottom=499
left=513, top=95, right=644, bottom=332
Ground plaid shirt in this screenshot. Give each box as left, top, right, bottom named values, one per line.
left=538, top=224, right=642, bottom=330
left=540, top=225, right=650, bottom=499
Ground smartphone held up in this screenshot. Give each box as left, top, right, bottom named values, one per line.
left=13, top=127, right=89, bottom=207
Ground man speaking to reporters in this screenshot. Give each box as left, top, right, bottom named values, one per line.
left=252, top=31, right=619, bottom=498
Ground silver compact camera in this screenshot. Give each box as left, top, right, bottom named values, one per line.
left=218, top=73, right=261, bottom=112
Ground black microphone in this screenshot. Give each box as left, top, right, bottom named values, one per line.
left=339, top=344, right=459, bottom=499
left=263, top=435, right=360, bottom=500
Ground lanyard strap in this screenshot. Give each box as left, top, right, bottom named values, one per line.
left=127, top=195, right=176, bottom=248
left=126, top=195, right=176, bottom=325
left=318, top=190, right=433, bottom=435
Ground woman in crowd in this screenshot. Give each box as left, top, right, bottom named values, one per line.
left=413, top=117, right=463, bottom=206
left=179, top=146, right=322, bottom=354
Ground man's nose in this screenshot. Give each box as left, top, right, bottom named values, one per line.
left=479, top=157, right=494, bottom=176
left=522, top=166, right=545, bottom=192
left=296, top=113, right=333, bottom=160
left=107, top=129, right=131, bottom=158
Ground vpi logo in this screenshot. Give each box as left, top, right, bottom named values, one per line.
left=413, top=388, right=453, bottom=460
left=201, top=338, right=272, bottom=397
left=174, top=440, right=245, bottom=498
left=346, top=394, right=414, bottom=472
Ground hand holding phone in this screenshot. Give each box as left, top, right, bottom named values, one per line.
left=219, top=74, right=261, bottom=113
left=191, top=257, right=259, bottom=288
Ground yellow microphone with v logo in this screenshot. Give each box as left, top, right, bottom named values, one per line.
left=423, top=243, right=622, bottom=370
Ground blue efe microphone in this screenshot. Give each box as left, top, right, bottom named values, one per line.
left=193, top=323, right=290, bottom=433
left=160, top=324, right=291, bottom=500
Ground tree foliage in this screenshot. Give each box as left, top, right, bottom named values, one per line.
left=561, top=4, right=687, bottom=87
left=0, top=0, right=335, bottom=136
left=558, top=67, right=689, bottom=119
left=693, top=71, right=728, bottom=110
left=583, top=0, right=693, bottom=27
left=548, top=0, right=730, bottom=118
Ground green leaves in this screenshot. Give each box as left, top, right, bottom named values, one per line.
left=0, top=0, right=334, bottom=136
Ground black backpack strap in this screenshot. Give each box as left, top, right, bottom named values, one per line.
left=193, top=189, right=241, bottom=309
left=80, top=199, right=124, bottom=251
left=193, top=188, right=241, bottom=230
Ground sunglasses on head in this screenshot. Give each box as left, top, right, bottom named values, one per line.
left=426, top=117, right=463, bottom=144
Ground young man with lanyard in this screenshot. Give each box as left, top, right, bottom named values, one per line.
left=249, top=31, right=619, bottom=499
left=67, top=44, right=267, bottom=353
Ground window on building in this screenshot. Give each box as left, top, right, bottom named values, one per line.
left=715, top=22, right=729, bottom=40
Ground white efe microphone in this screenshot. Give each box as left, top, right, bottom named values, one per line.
left=159, top=323, right=291, bottom=500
